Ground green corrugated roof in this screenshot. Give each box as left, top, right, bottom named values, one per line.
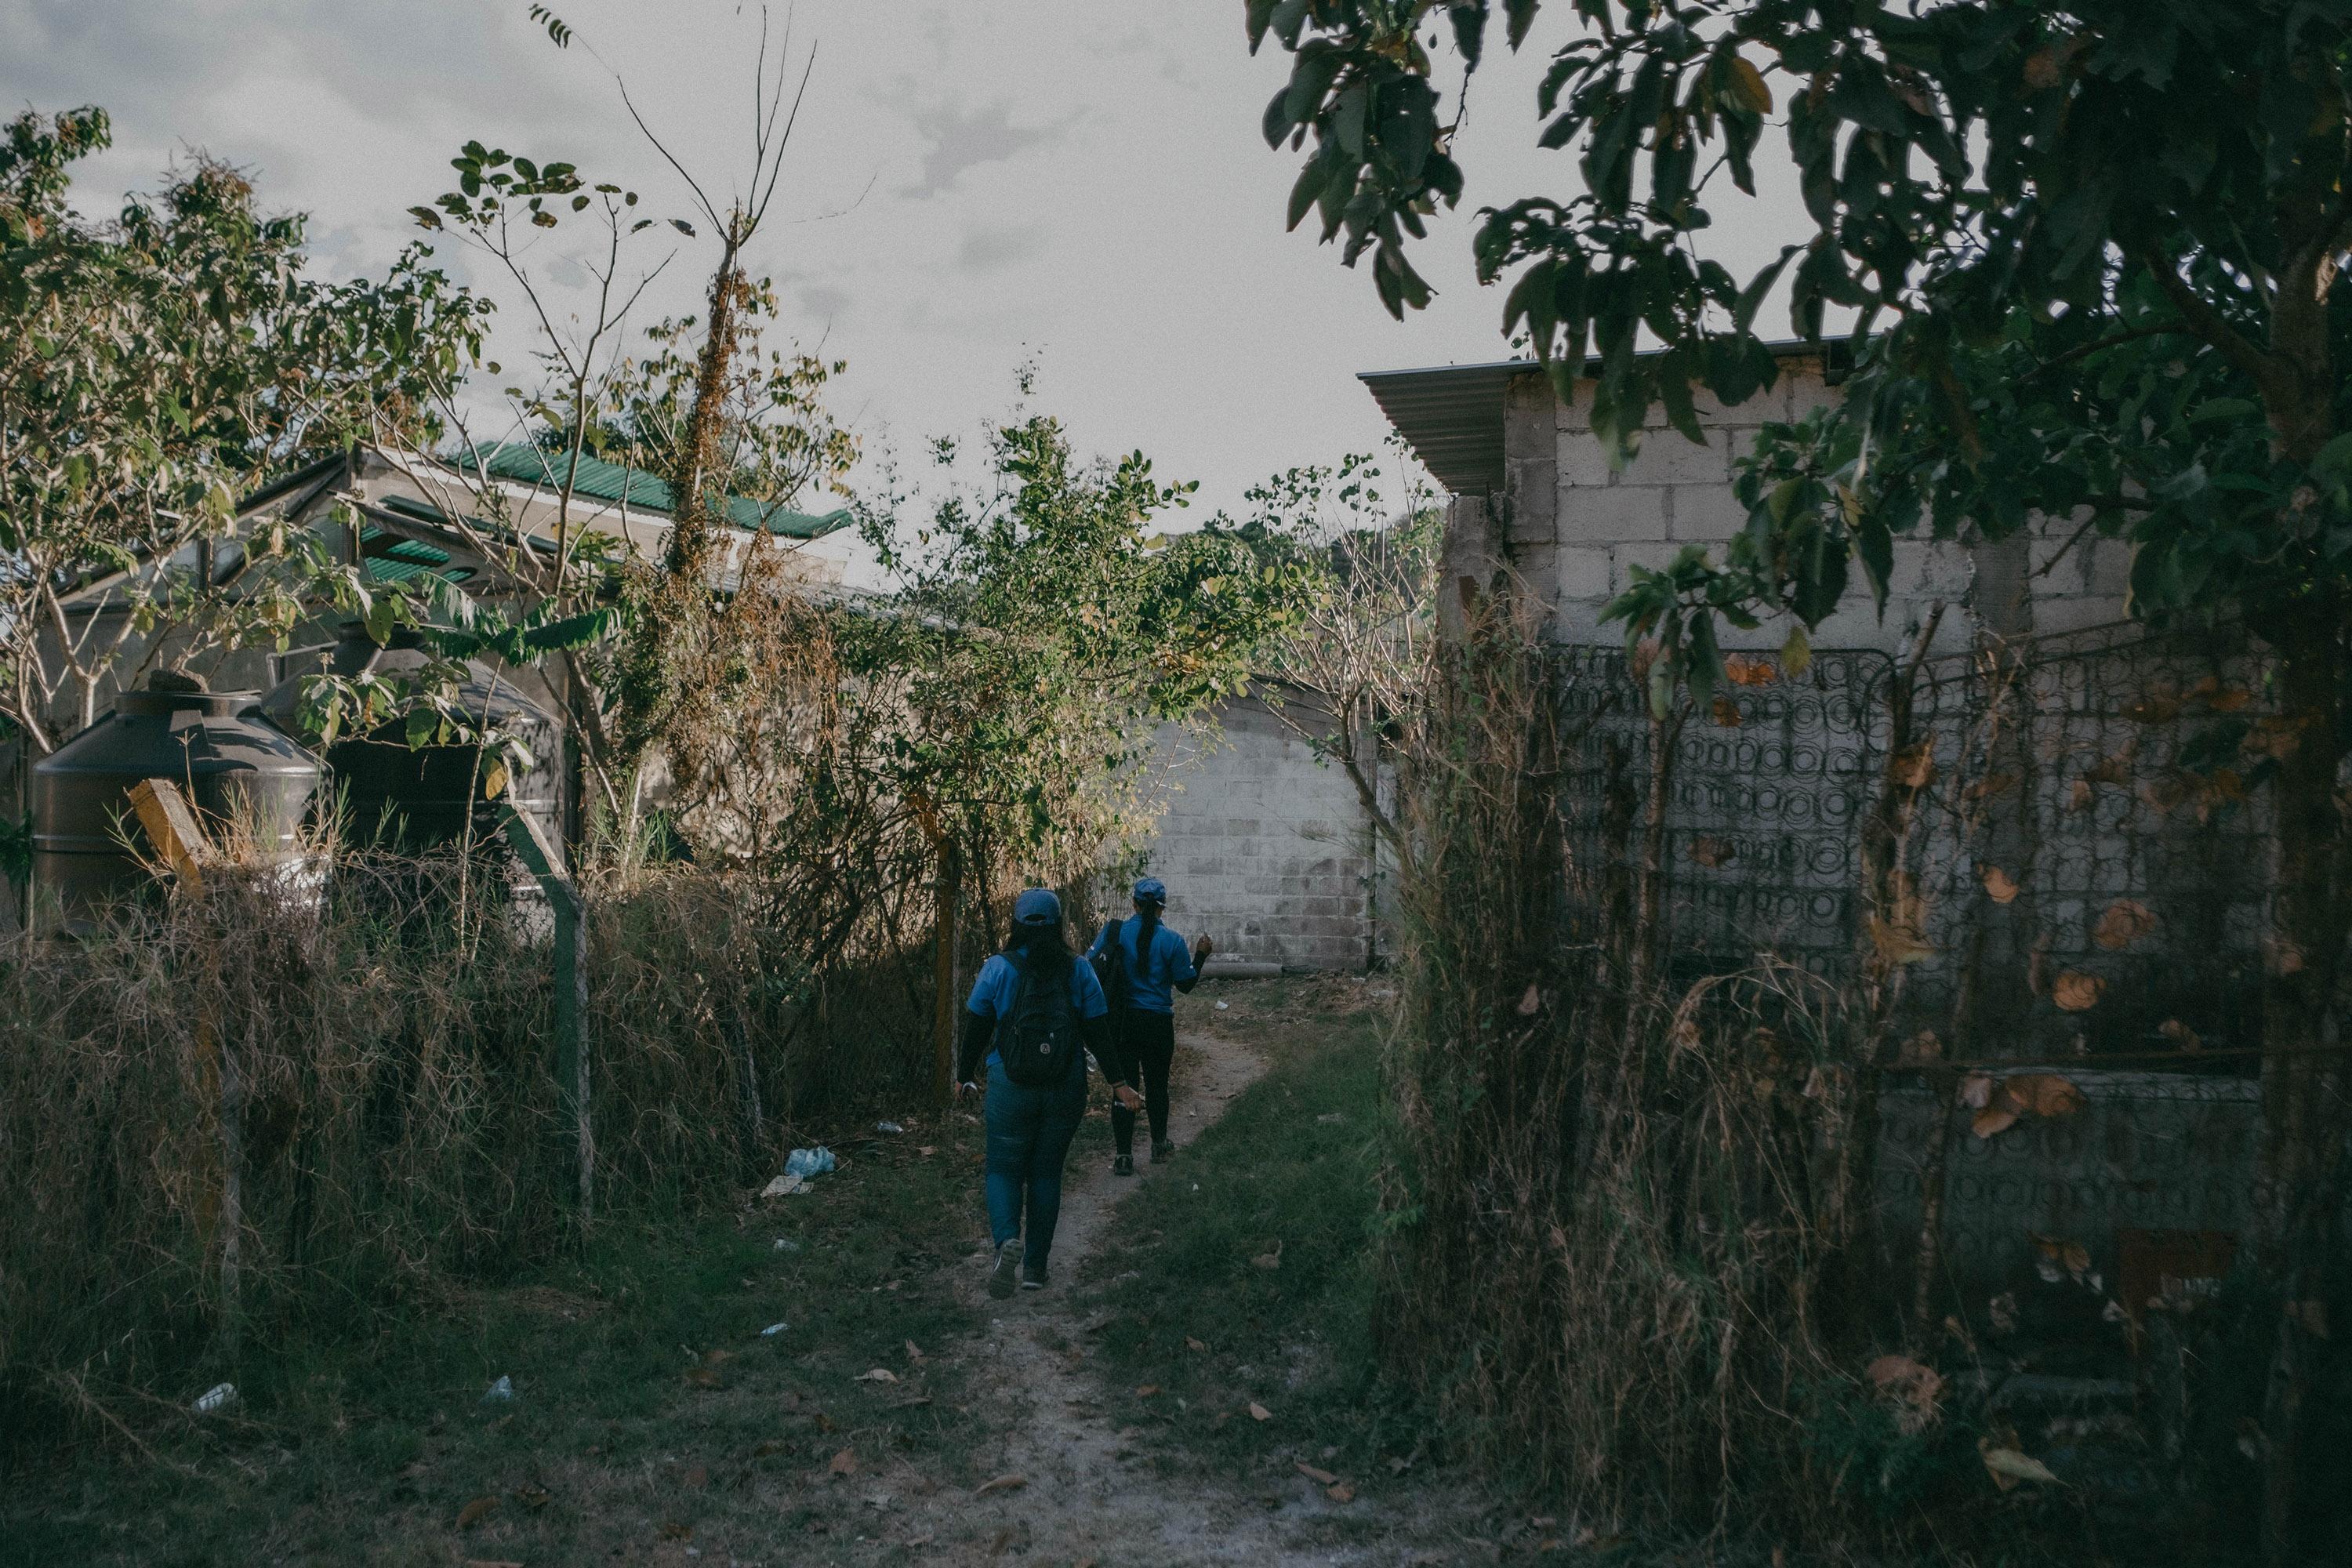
left=454, top=442, right=852, bottom=540
left=359, top=524, right=474, bottom=586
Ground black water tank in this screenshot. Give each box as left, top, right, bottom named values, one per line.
left=31, top=673, right=325, bottom=931
left=261, top=626, right=564, bottom=854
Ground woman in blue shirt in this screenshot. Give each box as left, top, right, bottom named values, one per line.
left=956, top=887, right=1142, bottom=1298
left=1088, top=877, right=1213, bottom=1176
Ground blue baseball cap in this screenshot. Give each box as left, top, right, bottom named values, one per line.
left=1132, top=878, right=1167, bottom=906
left=1012, top=887, right=1062, bottom=926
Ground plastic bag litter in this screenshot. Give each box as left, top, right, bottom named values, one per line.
left=786, top=1147, right=836, bottom=1178
left=481, top=1374, right=515, bottom=1404
left=761, top=1172, right=808, bottom=1198
left=876, top=1120, right=905, bottom=1134
left=760, top=1322, right=788, bottom=1337
left=773, top=1237, right=802, bottom=1252
left=191, top=1382, right=237, bottom=1415
left=1214, top=1000, right=1229, bottom=1011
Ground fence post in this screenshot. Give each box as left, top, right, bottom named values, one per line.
left=129, top=779, right=241, bottom=1352
left=502, top=805, right=593, bottom=1225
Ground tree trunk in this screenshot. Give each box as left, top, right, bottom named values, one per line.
left=2254, top=595, right=2349, bottom=1565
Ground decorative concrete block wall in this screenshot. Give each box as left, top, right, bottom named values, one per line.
left=1134, top=696, right=1379, bottom=972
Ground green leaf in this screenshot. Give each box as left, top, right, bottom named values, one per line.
left=1780, top=622, right=1813, bottom=677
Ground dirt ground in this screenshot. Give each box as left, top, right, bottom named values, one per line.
left=802, top=1025, right=1468, bottom=1568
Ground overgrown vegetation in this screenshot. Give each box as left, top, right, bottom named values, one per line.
left=0, top=851, right=942, bottom=1451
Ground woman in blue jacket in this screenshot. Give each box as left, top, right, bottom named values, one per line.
left=1088, top=877, right=1213, bottom=1176
left=956, top=887, right=1142, bottom=1298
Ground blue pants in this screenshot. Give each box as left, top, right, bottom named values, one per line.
left=983, top=1058, right=1085, bottom=1272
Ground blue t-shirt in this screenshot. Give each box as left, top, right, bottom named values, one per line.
left=966, top=951, right=1109, bottom=1069
left=1087, top=916, right=1197, bottom=1014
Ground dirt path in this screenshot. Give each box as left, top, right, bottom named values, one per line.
left=876, top=1028, right=1439, bottom=1568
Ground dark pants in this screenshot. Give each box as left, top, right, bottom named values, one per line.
left=983, top=1058, right=1085, bottom=1272
left=1111, top=1008, right=1176, bottom=1155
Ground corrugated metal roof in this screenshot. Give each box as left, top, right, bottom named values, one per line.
left=1361, top=340, right=1846, bottom=498
left=453, top=441, right=853, bottom=540
left=1357, top=360, right=1534, bottom=498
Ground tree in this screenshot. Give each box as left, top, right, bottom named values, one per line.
left=0, top=107, right=485, bottom=750
left=1228, top=448, right=1441, bottom=862
left=1247, top=2, right=2352, bottom=1554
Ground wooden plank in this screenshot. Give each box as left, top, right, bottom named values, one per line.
left=129, top=778, right=214, bottom=892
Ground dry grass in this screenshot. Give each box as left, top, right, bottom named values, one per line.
left=1376, top=594, right=1887, bottom=1545
left=0, top=847, right=937, bottom=1447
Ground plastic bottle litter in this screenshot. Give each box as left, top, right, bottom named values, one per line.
left=191, top=1382, right=237, bottom=1415
left=760, top=1321, right=788, bottom=1337
left=784, top=1146, right=837, bottom=1179
left=875, top=1120, right=905, bottom=1135
left=481, top=1374, right=515, bottom=1404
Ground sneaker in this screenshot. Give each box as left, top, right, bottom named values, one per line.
left=1151, top=1138, right=1174, bottom=1164
left=988, top=1237, right=1021, bottom=1300
left=1112, top=1153, right=1135, bottom=1177
left=1020, top=1265, right=1047, bottom=1291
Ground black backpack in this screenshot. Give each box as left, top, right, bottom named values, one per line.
left=1001, top=951, right=1081, bottom=1087
left=1090, top=920, right=1131, bottom=1014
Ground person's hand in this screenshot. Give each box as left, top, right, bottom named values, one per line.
left=1194, top=933, right=1214, bottom=964
left=1113, top=1083, right=1144, bottom=1112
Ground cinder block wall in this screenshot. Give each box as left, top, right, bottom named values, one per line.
left=1490, top=358, right=2125, bottom=652
left=1133, top=696, right=1378, bottom=972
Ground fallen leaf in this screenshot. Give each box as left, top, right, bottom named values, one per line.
left=1296, top=1462, right=1339, bottom=1485
left=456, top=1497, right=499, bottom=1530
left=1710, top=694, right=1744, bottom=728
left=974, top=1472, right=1028, bottom=1497
left=2007, top=1073, right=2086, bottom=1119
left=1135, top=1385, right=1161, bottom=1399
left=1980, top=1442, right=2062, bottom=1488
left=1248, top=1402, right=1272, bottom=1421
left=1327, top=1483, right=1356, bottom=1503
left=827, top=1447, right=858, bottom=1477
left=855, top=1367, right=898, bottom=1383
left=1688, top=835, right=1737, bottom=869
left=1979, top=864, right=2020, bottom=904
left=1971, top=1101, right=2021, bottom=1140
left=1957, top=1072, right=1995, bottom=1110
left=1185, top=1337, right=1207, bottom=1353
left=1890, top=743, right=1936, bottom=790
left=1251, top=1241, right=1283, bottom=1271
left=2093, top=898, right=2158, bottom=950
left=905, top=1339, right=926, bottom=1363
left=1725, top=653, right=1780, bottom=687
left=2067, top=776, right=2095, bottom=813
left=917, top=1145, right=936, bottom=1156
left=1516, top=982, right=1541, bottom=1016
left=2160, top=1019, right=2204, bottom=1052
left=2052, top=971, right=2105, bottom=1012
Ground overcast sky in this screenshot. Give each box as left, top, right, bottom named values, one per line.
left=4, top=1, right=1798, bottom=521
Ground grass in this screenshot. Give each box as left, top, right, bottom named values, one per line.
left=1073, top=976, right=1425, bottom=1486
left=2, top=1105, right=995, bottom=1568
